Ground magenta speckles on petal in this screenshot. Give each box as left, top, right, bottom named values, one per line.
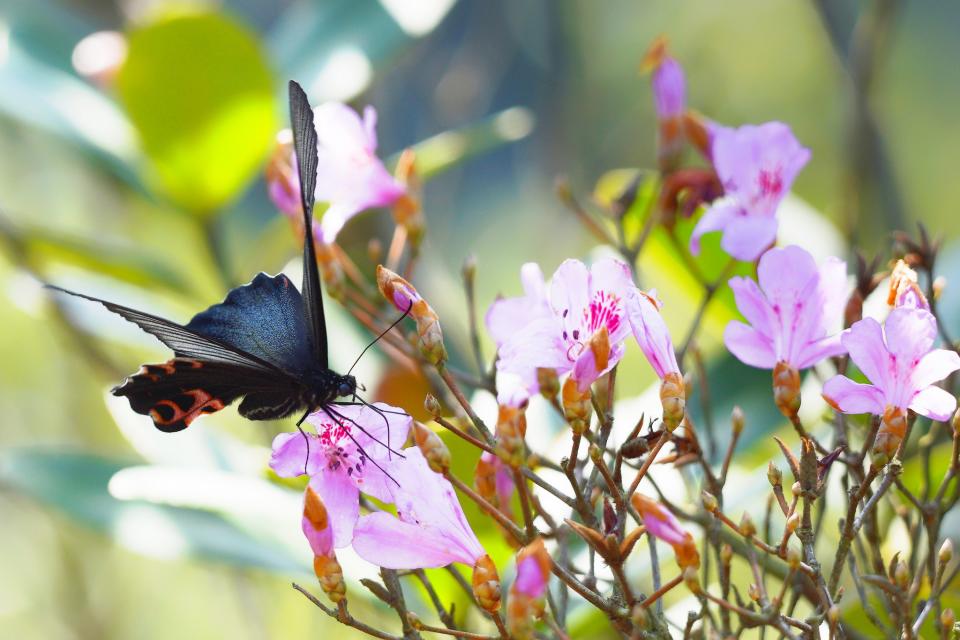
left=724, top=246, right=847, bottom=371
left=690, top=122, right=811, bottom=262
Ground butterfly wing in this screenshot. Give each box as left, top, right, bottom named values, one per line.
left=46, top=285, right=287, bottom=374
left=185, top=272, right=314, bottom=374
left=288, top=80, right=329, bottom=369
left=113, top=358, right=301, bottom=432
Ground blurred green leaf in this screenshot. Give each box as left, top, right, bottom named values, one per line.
left=0, top=38, right=142, bottom=189
left=399, top=107, right=536, bottom=182
left=0, top=448, right=308, bottom=575
left=117, top=13, right=276, bottom=214
left=0, top=219, right=188, bottom=292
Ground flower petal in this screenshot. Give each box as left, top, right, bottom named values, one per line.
left=549, top=259, right=590, bottom=321
left=314, top=102, right=373, bottom=154
left=841, top=318, right=890, bottom=391
left=724, top=321, right=777, bottom=369
left=309, top=469, right=360, bottom=549
left=690, top=199, right=738, bottom=255
left=720, top=214, right=777, bottom=262
left=822, top=376, right=885, bottom=415
left=911, top=349, right=960, bottom=391
left=728, top=276, right=774, bottom=340
left=628, top=289, right=680, bottom=378
left=269, top=432, right=322, bottom=478
left=757, top=246, right=818, bottom=306
left=884, top=307, right=938, bottom=364
left=352, top=512, right=471, bottom=568
left=909, top=386, right=957, bottom=422
left=793, top=334, right=846, bottom=370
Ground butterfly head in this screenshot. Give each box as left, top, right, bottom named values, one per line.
left=336, top=374, right=357, bottom=399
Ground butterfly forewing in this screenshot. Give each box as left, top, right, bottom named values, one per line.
left=288, top=80, right=329, bottom=369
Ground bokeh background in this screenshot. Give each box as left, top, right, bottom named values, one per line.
left=2, top=1, right=960, bottom=638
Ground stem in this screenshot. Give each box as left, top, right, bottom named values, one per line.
left=292, top=584, right=400, bottom=640
left=438, top=366, right=494, bottom=443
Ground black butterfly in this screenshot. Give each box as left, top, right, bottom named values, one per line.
left=48, top=81, right=398, bottom=447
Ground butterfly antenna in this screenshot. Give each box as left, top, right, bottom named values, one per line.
left=346, top=301, right=413, bottom=377
left=295, top=408, right=313, bottom=475
left=321, top=405, right=401, bottom=488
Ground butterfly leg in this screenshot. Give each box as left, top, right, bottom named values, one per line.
left=321, top=405, right=400, bottom=488
left=296, top=407, right=313, bottom=476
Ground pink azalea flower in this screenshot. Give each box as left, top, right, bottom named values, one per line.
left=270, top=403, right=411, bottom=548
left=690, top=123, right=811, bottom=262
left=822, top=307, right=960, bottom=421
left=352, top=448, right=486, bottom=569
left=302, top=484, right=334, bottom=557
left=486, top=259, right=635, bottom=394
left=266, top=103, right=405, bottom=244
left=476, top=451, right=515, bottom=517
left=313, top=103, right=405, bottom=243
left=725, top=246, right=847, bottom=370
left=627, top=288, right=680, bottom=379
left=632, top=493, right=700, bottom=570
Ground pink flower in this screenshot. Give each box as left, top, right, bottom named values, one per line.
left=270, top=403, right=411, bottom=548
left=822, top=307, right=959, bottom=421
left=352, top=448, right=486, bottom=569
left=725, top=246, right=847, bottom=370
left=690, top=123, right=811, bottom=262
left=266, top=103, right=405, bottom=245
left=486, top=259, right=635, bottom=394
left=313, top=103, right=405, bottom=243
left=631, top=493, right=700, bottom=570
left=627, top=288, right=680, bottom=379
left=302, top=484, right=334, bottom=557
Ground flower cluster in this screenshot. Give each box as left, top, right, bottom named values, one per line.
left=260, top=39, right=960, bottom=640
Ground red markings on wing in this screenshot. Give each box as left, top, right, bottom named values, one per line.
left=149, top=388, right=226, bottom=431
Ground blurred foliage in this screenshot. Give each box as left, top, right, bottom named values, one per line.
left=1, top=0, right=960, bottom=638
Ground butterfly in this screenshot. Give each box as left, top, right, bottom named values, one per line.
left=48, top=81, right=398, bottom=447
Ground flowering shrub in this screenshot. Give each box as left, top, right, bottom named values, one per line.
left=264, top=37, right=960, bottom=640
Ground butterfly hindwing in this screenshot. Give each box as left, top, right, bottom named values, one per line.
left=288, top=80, right=329, bottom=369
left=113, top=358, right=300, bottom=432
left=185, top=272, right=313, bottom=375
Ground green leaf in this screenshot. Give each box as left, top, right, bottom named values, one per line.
left=117, top=12, right=276, bottom=214
left=0, top=219, right=188, bottom=292
left=399, top=107, right=536, bottom=182
left=0, top=448, right=308, bottom=575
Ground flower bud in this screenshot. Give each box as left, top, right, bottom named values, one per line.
left=767, top=462, right=782, bottom=487
left=939, top=539, right=954, bottom=566
left=413, top=421, right=450, bottom=473
left=785, top=512, right=800, bottom=535
left=747, top=583, right=761, bottom=602
left=631, top=603, right=650, bottom=628
left=536, top=367, right=560, bottom=399
left=894, top=561, right=910, bottom=590
left=406, top=612, right=424, bottom=630
left=682, top=565, right=702, bottom=594
left=392, top=149, right=425, bottom=246
left=424, top=394, right=441, bottom=416
left=827, top=604, right=840, bottom=626
left=701, top=490, right=719, bottom=514
left=786, top=545, right=801, bottom=569
left=496, top=404, right=528, bottom=468
left=472, top=554, right=502, bottom=613
left=773, top=361, right=801, bottom=419
left=873, top=405, right=908, bottom=467
left=377, top=265, right=447, bottom=365
left=303, top=487, right=346, bottom=602
left=888, top=259, right=929, bottom=310
left=731, top=405, right=745, bottom=436
left=720, top=544, right=733, bottom=566
left=739, top=512, right=756, bottom=537
left=562, top=376, right=592, bottom=434
left=791, top=481, right=802, bottom=497
left=641, top=35, right=686, bottom=172
left=506, top=539, right=551, bottom=639
left=660, top=372, right=686, bottom=432
left=941, top=608, right=955, bottom=631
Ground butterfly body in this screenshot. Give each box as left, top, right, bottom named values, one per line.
left=49, top=82, right=364, bottom=435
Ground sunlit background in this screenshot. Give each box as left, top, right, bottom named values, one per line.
left=2, top=1, right=960, bottom=638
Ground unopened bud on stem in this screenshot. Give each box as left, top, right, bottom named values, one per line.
left=472, top=554, right=502, bottom=613
left=413, top=421, right=450, bottom=473
left=773, top=361, right=801, bottom=419
left=562, top=377, right=592, bottom=434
